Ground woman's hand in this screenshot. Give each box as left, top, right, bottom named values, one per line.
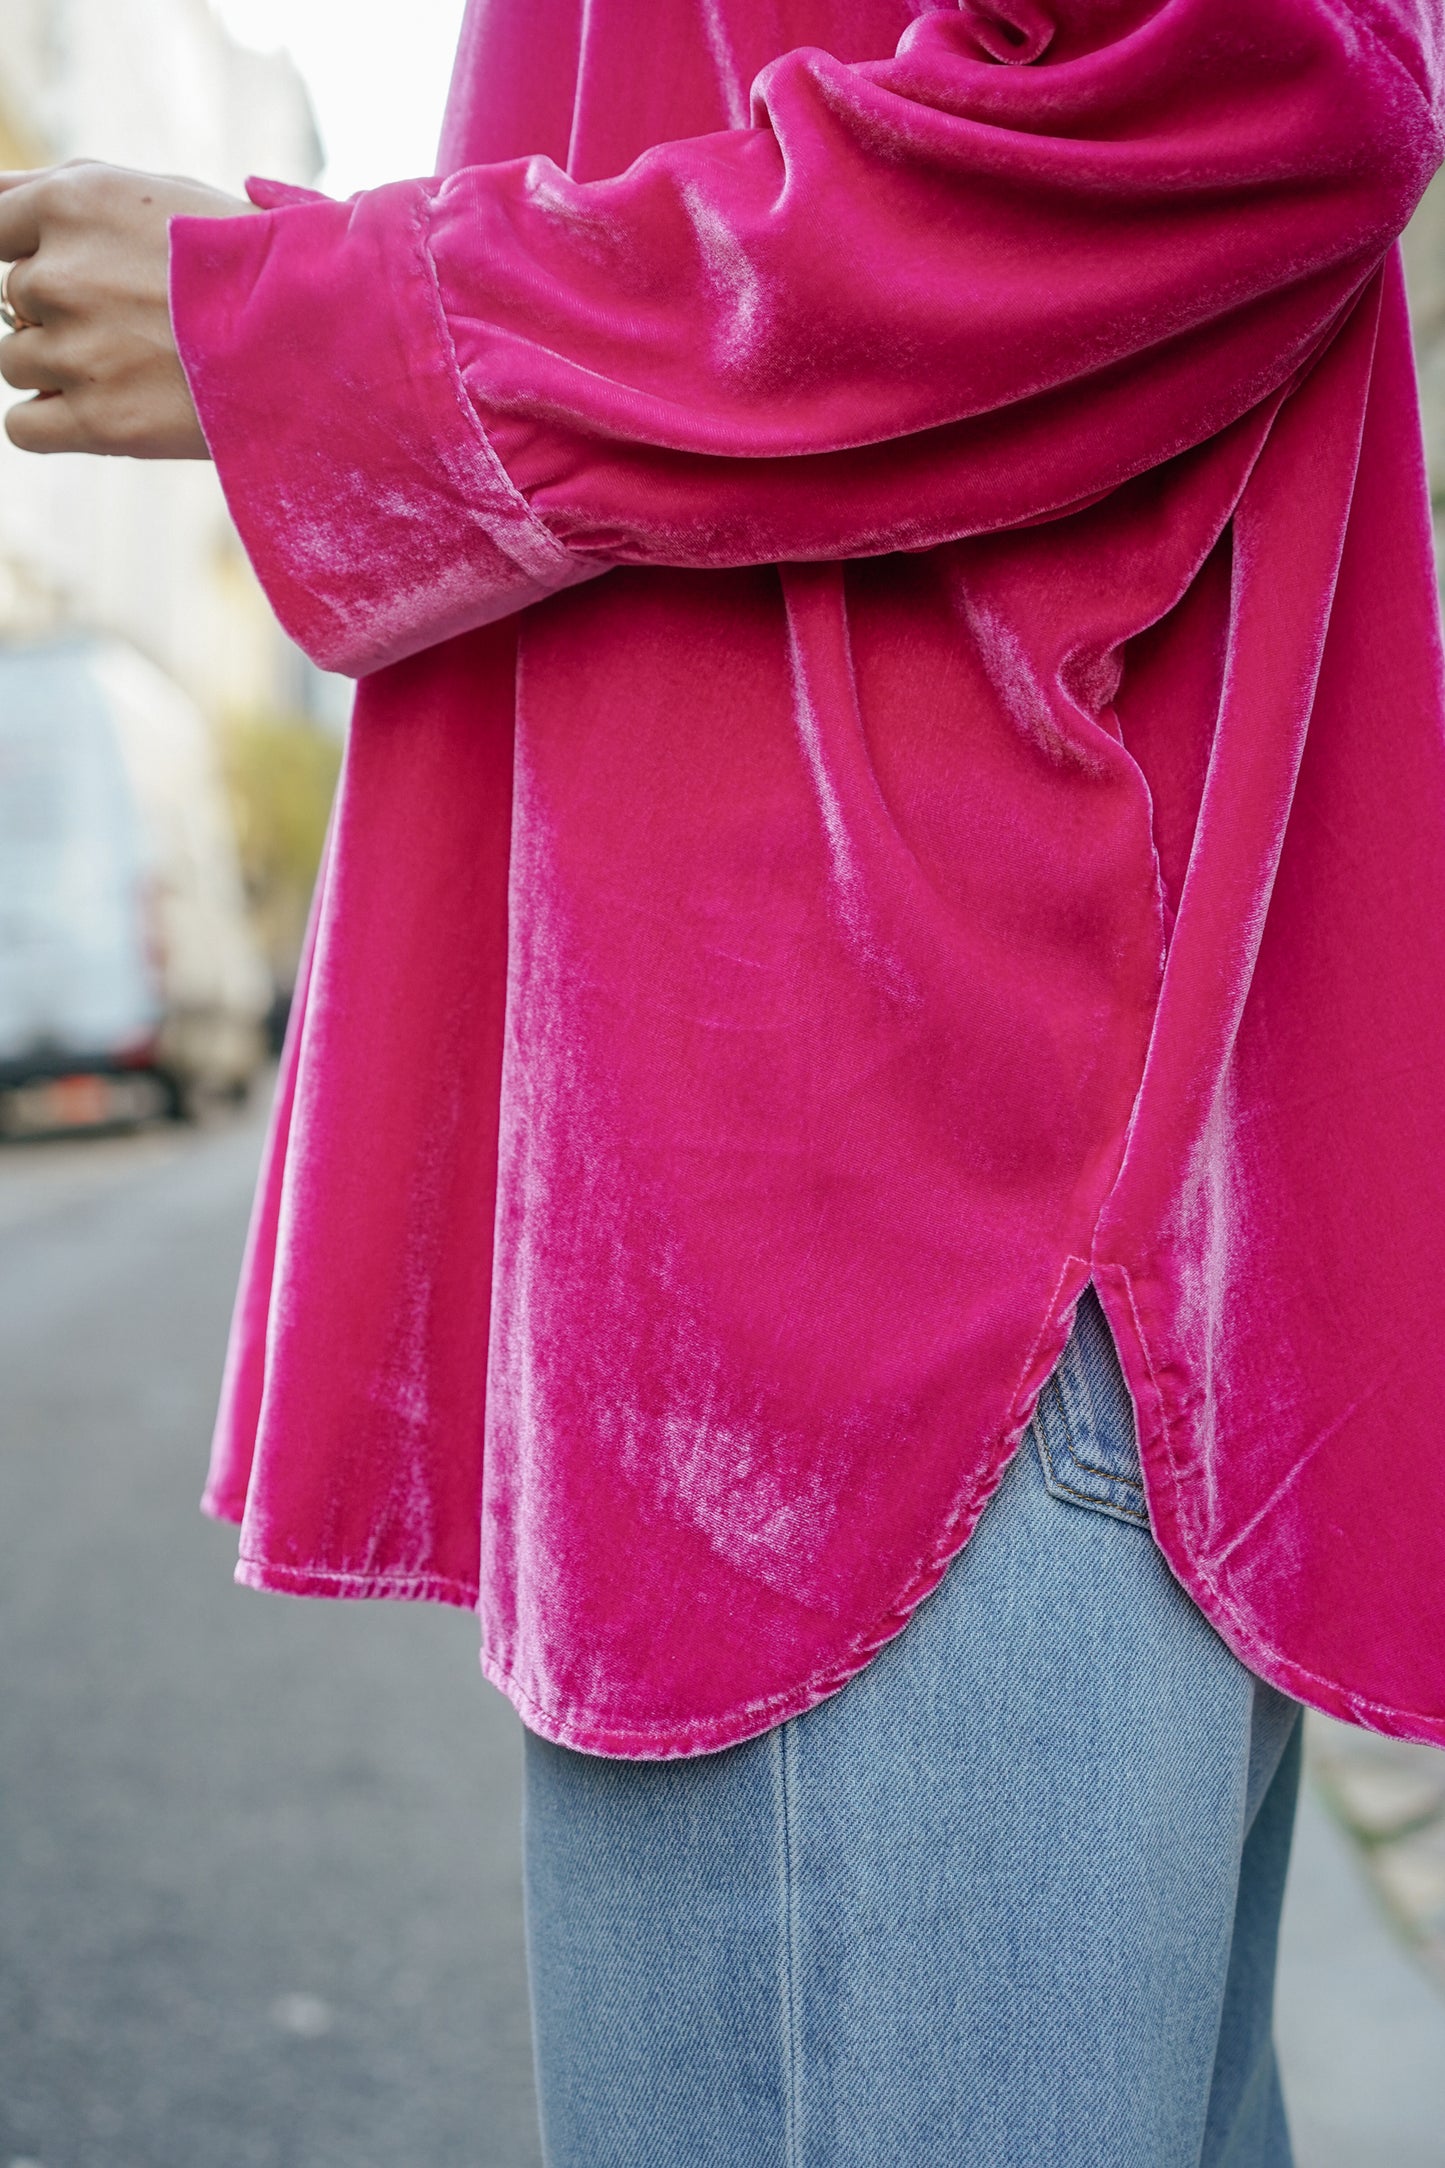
left=0, top=162, right=256, bottom=459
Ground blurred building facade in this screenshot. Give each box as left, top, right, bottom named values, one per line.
left=0, top=0, right=330, bottom=724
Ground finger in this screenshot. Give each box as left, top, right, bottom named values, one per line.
left=0, top=177, right=44, bottom=262
left=2, top=255, right=46, bottom=327
left=0, top=330, right=65, bottom=393
left=4, top=388, right=82, bottom=455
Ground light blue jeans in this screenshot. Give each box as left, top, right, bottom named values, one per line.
left=524, top=1290, right=1302, bottom=2167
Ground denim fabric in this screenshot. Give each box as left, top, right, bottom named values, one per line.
left=524, top=1290, right=1302, bottom=2167
left=1033, top=1284, right=1151, bottom=1525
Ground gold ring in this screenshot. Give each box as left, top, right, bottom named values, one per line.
left=0, top=263, right=34, bottom=334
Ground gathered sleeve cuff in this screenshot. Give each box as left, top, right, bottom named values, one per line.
left=169, top=177, right=605, bottom=677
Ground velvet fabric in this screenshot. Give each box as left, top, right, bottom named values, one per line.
left=171, top=0, right=1445, bottom=1757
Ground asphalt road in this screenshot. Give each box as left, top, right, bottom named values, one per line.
left=0, top=1099, right=542, bottom=2168
left=1, top=1096, right=1442, bottom=2168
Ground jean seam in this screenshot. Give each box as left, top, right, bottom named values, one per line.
left=1053, top=1342, right=1145, bottom=1493
left=778, top=1721, right=802, bottom=2168
left=1039, top=1462, right=1151, bottom=1524
left=1038, top=1383, right=1137, bottom=1491
left=1035, top=1344, right=1149, bottom=1527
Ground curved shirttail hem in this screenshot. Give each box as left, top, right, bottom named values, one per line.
left=234, top=1555, right=481, bottom=1612
left=205, top=1278, right=1445, bottom=1756
left=476, top=1258, right=1093, bottom=1761
left=1102, top=1262, right=1445, bottom=1755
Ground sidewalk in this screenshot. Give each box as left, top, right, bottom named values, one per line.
left=1277, top=1719, right=1445, bottom=2168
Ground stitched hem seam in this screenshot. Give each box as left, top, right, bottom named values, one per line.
left=1107, top=1263, right=1445, bottom=1740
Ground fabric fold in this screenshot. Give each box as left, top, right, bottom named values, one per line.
left=188, top=0, right=1445, bottom=1758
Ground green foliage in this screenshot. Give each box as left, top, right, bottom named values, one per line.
left=221, top=712, right=341, bottom=988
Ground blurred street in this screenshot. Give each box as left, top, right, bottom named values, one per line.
left=1, top=1099, right=1444, bottom=2168
left=0, top=1096, right=542, bottom=2168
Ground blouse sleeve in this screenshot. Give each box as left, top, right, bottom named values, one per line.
left=169, top=0, right=1442, bottom=676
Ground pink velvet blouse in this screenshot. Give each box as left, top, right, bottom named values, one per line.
left=171, top=0, right=1445, bottom=1758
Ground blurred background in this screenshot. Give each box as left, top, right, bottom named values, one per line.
left=1, top=5, right=1445, bottom=2165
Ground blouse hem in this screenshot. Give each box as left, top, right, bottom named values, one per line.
left=206, top=1261, right=1445, bottom=1760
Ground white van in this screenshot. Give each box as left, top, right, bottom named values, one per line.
left=0, top=637, right=270, bottom=1134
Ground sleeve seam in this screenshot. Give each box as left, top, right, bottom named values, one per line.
left=408, top=182, right=580, bottom=587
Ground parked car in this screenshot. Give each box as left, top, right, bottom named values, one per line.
left=0, top=636, right=271, bottom=1135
